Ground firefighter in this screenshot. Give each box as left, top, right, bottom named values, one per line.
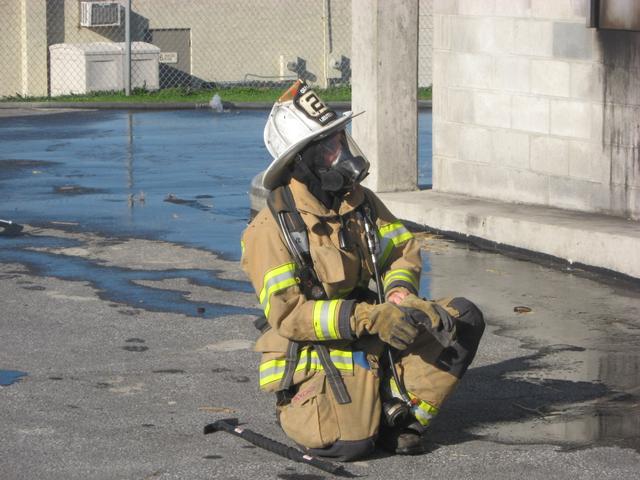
left=241, top=80, right=484, bottom=461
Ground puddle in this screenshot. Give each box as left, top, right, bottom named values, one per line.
left=424, top=239, right=640, bottom=453
left=491, top=398, right=640, bottom=452
left=0, top=242, right=258, bottom=319
left=0, top=369, right=28, bottom=386
left=0, top=110, right=432, bottom=259
left=474, top=361, right=640, bottom=452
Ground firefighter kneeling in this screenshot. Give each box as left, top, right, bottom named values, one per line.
left=241, top=80, right=485, bottom=461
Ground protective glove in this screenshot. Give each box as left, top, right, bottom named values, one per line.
left=399, top=294, right=457, bottom=347
left=353, top=302, right=419, bottom=350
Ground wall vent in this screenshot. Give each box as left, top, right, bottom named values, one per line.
left=80, top=2, right=121, bottom=27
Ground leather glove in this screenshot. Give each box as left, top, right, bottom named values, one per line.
left=353, top=302, right=419, bottom=350
left=399, top=294, right=457, bottom=347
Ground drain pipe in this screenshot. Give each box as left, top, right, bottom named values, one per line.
left=124, top=0, right=131, bottom=96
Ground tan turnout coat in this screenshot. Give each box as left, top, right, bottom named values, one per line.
left=241, top=178, right=457, bottom=449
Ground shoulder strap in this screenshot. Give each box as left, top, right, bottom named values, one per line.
left=360, top=188, right=378, bottom=223
left=266, top=186, right=352, bottom=405
left=267, top=186, right=326, bottom=301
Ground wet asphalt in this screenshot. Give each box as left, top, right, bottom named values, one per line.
left=1, top=108, right=639, bottom=479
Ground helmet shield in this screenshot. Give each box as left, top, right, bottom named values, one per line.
left=306, top=130, right=370, bottom=193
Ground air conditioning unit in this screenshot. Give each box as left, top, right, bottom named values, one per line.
left=80, top=2, right=121, bottom=27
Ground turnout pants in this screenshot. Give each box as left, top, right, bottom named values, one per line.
left=276, top=297, right=485, bottom=461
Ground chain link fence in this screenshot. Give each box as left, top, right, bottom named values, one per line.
left=0, top=0, right=432, bottom=100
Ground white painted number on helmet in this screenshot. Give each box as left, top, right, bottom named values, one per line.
left=297, top=91, right=331, bottom=122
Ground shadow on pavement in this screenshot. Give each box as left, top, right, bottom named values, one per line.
left=427, top=344, right=632, bottom=450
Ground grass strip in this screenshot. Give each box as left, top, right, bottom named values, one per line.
left=2, top=86, right=432, bottom=104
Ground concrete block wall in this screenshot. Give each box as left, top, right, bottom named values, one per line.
left=433, top=0, right=640, bottom=220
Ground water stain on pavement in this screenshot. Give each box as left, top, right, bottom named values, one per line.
left=53, top=185, right=106, bottom=195
left=0, top=242, right=259, bottom=319
left=422, top=239, right=640, bottom=454
left=0, top=370, right=28, bottom=386
left=0, top=159, right=60, bottom=177
left=122, top=346, right=149, bottom=352
left=164, top=194, right=213, bottom=212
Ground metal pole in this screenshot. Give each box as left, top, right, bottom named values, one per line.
left=124, top=0, right=131, bottom=96
left=322, top=0, right=329, bottom=89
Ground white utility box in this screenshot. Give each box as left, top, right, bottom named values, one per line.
left=49, top=42, right=160, bottom=96
left=130, top=42, right=161, bottom=90
left=50, top=42, right=123, bottom=96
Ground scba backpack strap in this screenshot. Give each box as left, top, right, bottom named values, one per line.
left=266, top=185, right=353, bottom=404
left=267, top=185, right=327, bottom=301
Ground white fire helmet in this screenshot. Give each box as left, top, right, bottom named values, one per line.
left=262, top=79, right=357, bottom=190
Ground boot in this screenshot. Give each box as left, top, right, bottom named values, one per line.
left=377, top=422, right=430, bottom=455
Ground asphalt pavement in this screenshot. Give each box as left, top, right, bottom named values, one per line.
left=1, top=225, right=639, bottom=480
left=1, top=105, right=639, bottom=479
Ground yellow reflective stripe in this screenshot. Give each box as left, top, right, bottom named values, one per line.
left=259, top=263, right=297, bottom=304
left=259, top=348, right=353, bottom=388
left=412, top=400, right=439, bottom=427
left=378, top=220, right=413, bottom=243
left=389, top=378, right=439, bottom=427
left=328, top=350, right=353, bottom=370
left=313, top=300, right=342, bottom=340
left=240, top=240, right=245, bottom=256
left=383, top=268, right=418, bottom=291
left=379, top=221, right=414, bottom=244
left=308, top=349, right=352, bottom=372
left=259, top=263, right=298, bottom=318
left=259, top=358, right=288, bottom=387
left=377, top=221, right=414, bottom=267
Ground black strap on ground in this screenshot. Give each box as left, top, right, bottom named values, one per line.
left=204, top=418, right=354, bottom=478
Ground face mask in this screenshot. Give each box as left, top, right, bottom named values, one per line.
left=313, top=131, right=370, bottom=193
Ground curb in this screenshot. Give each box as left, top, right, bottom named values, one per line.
left=0, top=100, right=432, bottom=111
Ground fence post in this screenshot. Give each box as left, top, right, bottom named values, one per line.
left=124, top=0, right=131, bottom=96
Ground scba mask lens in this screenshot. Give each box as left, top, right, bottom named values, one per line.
left=315, top=132, right=370, bottom=192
